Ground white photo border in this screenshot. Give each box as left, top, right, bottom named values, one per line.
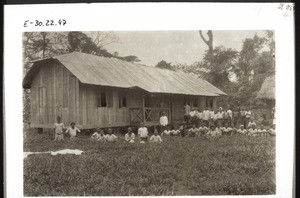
left=4, top=3, right=294, bottom=198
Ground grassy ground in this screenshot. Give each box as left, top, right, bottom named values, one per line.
left=24, top=129, right=275, bottom=196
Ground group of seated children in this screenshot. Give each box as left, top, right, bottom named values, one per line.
left=91, top=128, right=118, bottom=142
left=91, top=123, right=163, bottom=144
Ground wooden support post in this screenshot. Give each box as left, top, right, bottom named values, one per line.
left=142, top=96, right=145, bottom=124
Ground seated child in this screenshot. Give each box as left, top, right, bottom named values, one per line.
left=231, top=127, right=238, bottom=135
left=248, top=119, right=257, bottom=129
left=219, top=126, right=225, bottom=134
left=178, top=124, right=187, bottom=137
left=257, top=125, right=267, bottom=137
left=150, top=129, right=163, bottom=143
left=188, top=124, right=199, bottom=137
left=170, top=127, right=180, bottom=136
left=91, top=130, right=100, bottom=140
left=248, top=125, right=258, bottom=136
left=198, top=123, right=208, bottom=136
left=53, top=116, right=65, bottom=141
left=173, top=128, right=181, bottom=136
left=268, top=124, right=276, bottom=136
left=237, top=125, right=247, bottom=135
left=65, top=122, right=81, bottom=139
left=205, top=125, right=222, bottom=139
left=97, top=129, right=106, bottom=142
left=222, top=124, right=233, bottom=136
left=106, top=128, right=118, bottom=143
left=161, top=128, right=171, bottom=136
left=125, top=127, right=135, bottom=143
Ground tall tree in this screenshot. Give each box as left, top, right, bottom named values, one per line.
left=88, top=31, right=119, bottom=48
left=199, top=30, right=213, bottom=54
left=201, top=45, right=238, bottom=89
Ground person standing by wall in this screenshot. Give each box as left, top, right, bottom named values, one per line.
left=184, top=102, right=191, bottom=125
left=159, top=111, right=168, bottom=133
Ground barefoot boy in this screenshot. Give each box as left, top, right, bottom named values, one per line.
left=53, top=116, right=65, bottom=141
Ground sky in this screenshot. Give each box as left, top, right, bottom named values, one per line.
left=104, top=30, right=266, bottom=67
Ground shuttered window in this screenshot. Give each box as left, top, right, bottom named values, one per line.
left=119, top=94, right=127, bottom=108
left=97, top=88, right=113, bottom=108
left=107, top=90, right=113, bottom=108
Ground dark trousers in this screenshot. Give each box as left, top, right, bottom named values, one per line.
left=184, top=115, right=190, bottom=124
left=232, top=117, right=239, bottom=128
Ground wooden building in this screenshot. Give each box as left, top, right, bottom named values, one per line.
left=23, top=52, right=226, bottom=129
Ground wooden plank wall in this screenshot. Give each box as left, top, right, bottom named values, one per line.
left=77, top=85, right=143, bottom=128
left=29, top=61, right=219, bottom=129
left=30, top=62, right=78, bottom=128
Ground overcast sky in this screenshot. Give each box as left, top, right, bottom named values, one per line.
left=105, top=30, right=266, bottom=66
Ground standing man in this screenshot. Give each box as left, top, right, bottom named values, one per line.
left=227, top=105, right=233, bottom=127
left=138, top=122, right=149, bottom=143
left=217, top=107, right=224, bottom=127
left=245, top=107, right=252, bottom=129
left=184, top=102, right=191, bottom=125
left=203, top=107, right=210, bottom=127
left=159, top=111, right=168, bottom=133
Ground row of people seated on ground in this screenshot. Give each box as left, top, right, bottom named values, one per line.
left=186, top=124, right=276, bottom=137
left=91, top=123, right=163, bottom=143
left=161, top=123, right=276, bottom=138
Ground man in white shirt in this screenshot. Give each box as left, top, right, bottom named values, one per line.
left=203, top=107, right=210, bottom=127
left=184, top=103, right=191, bottom=124
left=159, top=111, right=168, bottom=132
left=138, top=123, right=149, bottom=142
left=160, top=112, right=168, bottom=126
left=217, top=109, right=224, bottom=127
left=245, top=107, right=252, bottom=128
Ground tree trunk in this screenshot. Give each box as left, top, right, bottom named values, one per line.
left=41, top=32, right=47, bottom=58
left=199, top=30, right=213, bottom=53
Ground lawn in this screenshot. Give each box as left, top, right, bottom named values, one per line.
left=24, top=129, right=276, bottom=196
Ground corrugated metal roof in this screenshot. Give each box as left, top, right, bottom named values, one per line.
left=23, top=52, right=226, bottom=96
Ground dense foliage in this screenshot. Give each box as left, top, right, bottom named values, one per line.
left=155, top=31, right=275, bottom=108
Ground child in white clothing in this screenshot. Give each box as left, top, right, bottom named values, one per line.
left=53, top=116, right=65, bottom=141
left=65, top=122, right=81, bottom=139
left=150, top=129, right=163, bottom=143
left=268, top=124, right=276, bottom=136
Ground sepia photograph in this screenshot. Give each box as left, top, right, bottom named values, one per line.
left=4, top=3, right=294, bottom=198
left=22, top=30, right=276, bottom=196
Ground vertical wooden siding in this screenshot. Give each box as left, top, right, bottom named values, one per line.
left=30, top=62, right=78, bottom=128
left=78, top=85, right=140, bottom=128
left=29, top=61, right=219, bottom=129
